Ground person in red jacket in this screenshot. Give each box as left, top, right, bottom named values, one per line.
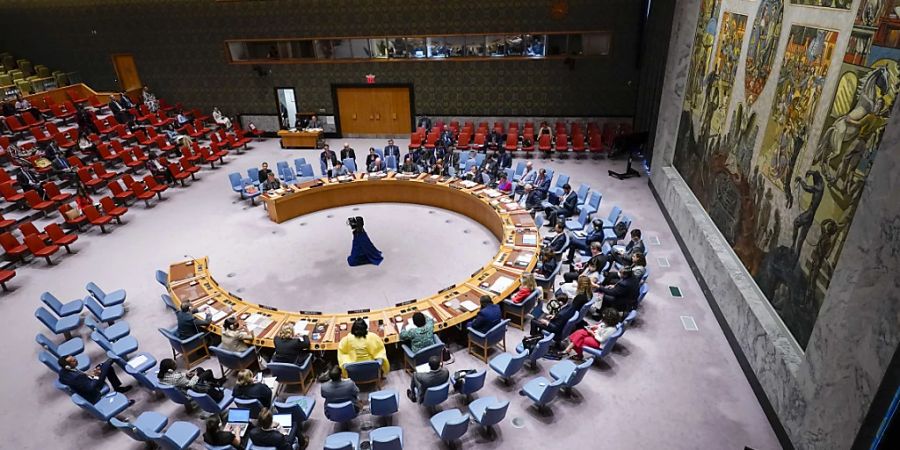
left=509, top=273, right=537, bottom=304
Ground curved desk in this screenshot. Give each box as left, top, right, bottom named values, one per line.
left=167, top=172, right=541, bottom=350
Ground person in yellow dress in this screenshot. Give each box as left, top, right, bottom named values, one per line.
left=337, top=319, right=390, bottom=376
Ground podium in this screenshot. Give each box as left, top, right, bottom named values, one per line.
left=277, top=129, right=323, bottom=149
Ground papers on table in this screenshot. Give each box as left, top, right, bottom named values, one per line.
left=244, top=313, right=273, bottom=334
left=515, top=252, right=534, bottom=266
left=522, top=234, right=537, bottom=245
left=199, top=305, right=230, bottom=323
left=482, top=189, right=502, bottom=198
left=503, top=202, right=520, bottom=211
left=293, top=320, right=310, bottom=336
left=460, top=180, right=478, bottom=188
left=127, top=355, right=148, bottom=369
left=459, top=300, right=479, bottom=312
left=488, top=276, right=515, bottom=294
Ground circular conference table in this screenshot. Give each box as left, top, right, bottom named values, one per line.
left=166, top=172, right=541, bottom=351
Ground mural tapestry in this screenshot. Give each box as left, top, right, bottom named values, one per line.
left=790, top=0, right=852, bottom=9
left=746, top=0, right=784, bottom=106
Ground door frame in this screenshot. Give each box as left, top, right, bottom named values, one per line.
left=110, top=53, right=142, bottom=95
left=330, top=83, right=415, bottom=137
left=273, top=86, right=297, bottom=129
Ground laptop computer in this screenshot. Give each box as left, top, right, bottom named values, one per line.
left=273, top=413, right=293, bottom=434
left=225, top=408, right=250, bottom=437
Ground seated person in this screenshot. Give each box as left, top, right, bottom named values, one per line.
left=496, top=173, right=513, bottom=195
left=175, top=302, right=211, bottom=339
left=176, top=111, right=191, bottom=127
left=542, top=292, right=569, bottom=317
left=365, top=147, right=378, bottom=169
left=605, top=252, right=646, bottom=284
left=509, top=273, right=537, bottom=304
left=497, top=148, right=512, bottom=169
left=544, top=222, right=569, bottom=254
left=534, top=249, right=558, bottom=281
left=569, top=241, right=604, bottom=276
left=212, top=107, right=232, bottom=129
left=603, top=229, right=645, bottom=271
left=157, top=358, right=224, bottom=394
left=257, top=162, right=273, bottom=184
left=399, top=312, right=436, bottom=353
left=337, top=319, right=390, bottom=375
left=147, top=151, right=176, bottom=185
left=333, top=161, right=351, bottom=177
left=563, top=307, right=621, bottom=359
left=234, top=369, right=273, bottom=408
left=543, top=184, right=578, bottom=228
left=407, top=356, right=449, bottom=403
left=530, top=294, right=590, bottom=346
left=399, top=156, right=418, bottom=174
left=261, top=172, right=282, bottom=191
left=247, top=407, right=305, bottom=450
left=273, top=324, right=311, bottom=365
left=367, top=156, right=386, bottom=173
left=384, top=139, right=401, bottom=162
left=58, top=355, right=133, bottom=403
left=430, top=158, right=448, bottom=176
left=204, top=415, right=243, bottom=449
left=221, top=316, right=255, bottom=353
left=463, top=164, right=481, bottom=182
left=565, top=219, right=605, bottom=264
left=320, top=366, right=361, bottom=411
left=558, top=275, right=596, bottom=301
left=522, top=184, right=543, bottom=214
left=468, top=295, right=501, bottom=333
left=16, top=166, right=45, bottom=197
left=594, top=267, right=640, bottom=316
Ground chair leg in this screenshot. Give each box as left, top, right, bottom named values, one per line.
left=44, top=255, right=54, bottom=265
left=63, top=244, right=72, bottom=254
left=0, top=282, right=7, bottom=292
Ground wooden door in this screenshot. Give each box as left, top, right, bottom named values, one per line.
left=111, top=54, right=142, bottom=94
left=335, top=86, right=411, bottom=135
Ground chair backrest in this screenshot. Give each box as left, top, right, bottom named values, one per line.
left=158, top=383, right=192, bottom=405
left=344, top=359, right=381, bottom=385
left=481, top=398, right=510, bottom=427
left=369, top=390, right=399, bottom=417
left=234, top=397, right=263, bottom=418
left=422, top=381, right=450, bottom=406
left=607, top=205, right=622, bottom=223
left=35, top=333, right=60, bottom=355
left=484, top=319, right=509, bottom=345
left=210, top=345, right=254, bottom=369
left=228, top=172, right=243, bottom=189
left=187, top=389, right=221, bottom=412
left=439, top=410, right=470, bottom=441
left=589, top=191, right=602, bottom=210
left=293, top=158, right=307, bottom=172
left=459, top=369, right=486, bottom=396
left=385, top=155, right=397, bottom=170
left=299, top=163, right=314, bottom=177
left=155, top=270, right=168, bottom=287
left=540, top=377, right=566, bottom=403
left=638, top=284, right=649, bottom=304
left=508, top=348, right=530, bottom=374
left=567, top=358, right=594, bottom=387
left=342, top=158, right=357, bottom=172
left=530, top=332, right=555, bottom=362
left=324, top=401, right=357, bottom=423
left=247, top=167, right=259, bottom=181
left=267, top=361, right=303, bottom=382
left=371, top=429, right=402, bottom=450
left=38, top=349, right=63, bottom=373
left=40, top=292, right=64, bottom=313
left=597, top=325, right=625, bottom=359
left=85, top=281, right=105, bottom=299
left=34, top=307, right=60, bottom=329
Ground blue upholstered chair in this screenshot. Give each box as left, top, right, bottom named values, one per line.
left=158, top=383, right=194, bottom=411
left=35, top=306, right=81, bottom=338
left=281, top=167, right=299, bottom=184
left=574, top=183, right=590, bottom=206
left=204, top=444, right=237, bottom=450
left=267, top=356, right=313, bottom=395
left=158, top=326, right=209, bottom=368
left=565, top=207, right=591, bottom=232
left=149, top=421, right=201, bottom=450
left=160, top=294, right=178, bottom=312
left=421, top=381, right=451, bottom=412
left=343, top=359, right=383, bottom=389
left=582, top=190, right=602, bottom=216
left=430, top=409, right=469, bottom=446
left=549, top=358, right=594, bottom=395
left=457, top=151, right=469, bottom=171
left=512, top=161, right=526, bottom=181
left=549, top=173, right=570, bottom=198
left=84, top=295, right=125, bottom=323
left=385, top=155, right=398, bottom=171
left=241, top=178, right=261, bottom=205
left=276, top=161, right=289, bottom=179
left=402, top=334, right=444, bottom=371
left=247, top=440, right=278, bottom=450
left=39, top=349, right=89, bottom=373
left=369, top=389, right=399, bottom=422
left=155, top=269, right=169, bottom=288
left=519, top=376, right=565, bottom=413
left=90, top=330, right=138, bottom=358
left=247, top=167, right=261, bottom=186
left=274, top=395, right=316, bottom=424
left=324, top=400, right=358, bottom=426
left=454, top=369, right=486, bottom=400
left=71, top=392, right=132, bottom=421
left=123, top=363, right=161, bottom=392
left=370, top=426, right=403, bottom=450
left=298, top=163, right=315, bottom=180
left=292, top=157, right=306, bottom=174
left=228, top=172, right=245, bottom=198
left=86, top=316, right=130, bottom=341
left=637, top=283, right=649, bottom=306
left=324, top=431, right=361, bottom=450
left=107, top=349, right=157, bottom=374
left=233, top=397, right=263, bottom=419
left=474, top=153, right=486, bottom=167
left=467, top=396, right=509, bottom=437
left=85, top=281, right=126, bottom=306
left=583, top=323, right=625, bottom=363
left=463, top=159, right=476, bottom=174
left=502, top=289, right=540, bottom=330
left=342, top=158, right=357, bottom=172
left=467, top=318, right=509, bottom=362
left=188, top=388, right=234, bottom=415
left=111, top=411, right=168, bottom=443
left=40, top=291, right=83, bottom=317
left=515, top=332, right=555, bottom=370
left=534, top=261, right=561, bottom=293
left=209, top=345, right=256, bottom=376
left=35, top=332, right=84, bottom=357
left=601, top=205, right=622, bottom=229
left=623, top=309, right=639, bottom=327
left=488, top=348, right=529, bottom=384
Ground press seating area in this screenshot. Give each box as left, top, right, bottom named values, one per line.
left=0, top=85, right=258, bottom=290
left=0, top=51, right=73, bottom=95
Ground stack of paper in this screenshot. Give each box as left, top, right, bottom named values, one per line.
left=460, top=180, right=478, bottom=188
left=460, top=300, right=479, bottom=311
left=482, top=189, right=501, bottom=198
left=489, top=276, right=515, bottom=294
left=127, top=355, right=149, bottom=369
left=293, top=320, right=310, bottom=336
left=522, top=234, right=537, bottom=245
left=515, top=253, right=534, bottom=265
left=503, top=203, right=520, bottom=211
left=245, top=314, right=273, bottom=334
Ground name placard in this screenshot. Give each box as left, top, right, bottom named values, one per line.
left=395, top=299, right=417, bottom=307
left=298, top=310, right=322, bottom=315
left=347, top=308, right=371, bottom=314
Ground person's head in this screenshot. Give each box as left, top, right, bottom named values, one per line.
left=351, top=319, right=368, bottom=338
left=58, top=355, right=76, bottom=370
left=586, top=257, right=600, bottom=273
left=499, top=174, right=508, bottom=182
left=632, top=252, right=646, bottom=267
left=237, top=369, right=254, bottom=386
left=388, top=139, right=394, bottom=145
left=267, top=172, right=276, bottom=182
left=324, top=144, right=330, bottom=150
left=631, top=229, right=642, bottom=241
left=554, top=222, right=564, bottom=233
left=572, top=293, right=590, bottom=309
left=224, top=317, right=238, bottom=330
left=591, top=219, right=603, bottom=232
left=412, top=312, right=426, bottom=327
left=261, top=162, right=268, bottom=170
left=403, top=156, right=411, bottom=164
left=428, top=355, right=441, bottom=371
left=555, top=293, right=569, bottom=305
left=521, top=273, right=536, bottom=290
left=329, top=365, right=343, bottom=382
left=343, top=143, right=350, bottom=148
left=158, top=358, right=177, bottom=379
left=257, top=408, right=274, bottom=429
left=279, top=324, right=294, bottom=339
left=562, top=184, right=571, bottom=193
left=590, top=241, right=602, bottom=255
left=335, top=161, right=343, bottom=168
left=143, top=86, right=150, bottom=92
left=541, top=249, right=554, bottom=262
left=180, top=302, right=191, bottom=313
left=601, top=307, right=620, bottom=326
left=539, top=168, right=546, bottom=176
left=205, top=415, right=223, bottom=435
left=576, top=275, right=592, bottom=295
left=311, top=115, right=317, bottom=121
left=479, top=295, right=493, bottom=308
left=368, top=147, right=375, bottom=154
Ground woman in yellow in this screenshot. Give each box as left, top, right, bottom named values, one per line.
left=337, top=319, right=390, bottom=376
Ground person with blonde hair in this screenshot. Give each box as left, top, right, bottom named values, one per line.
left=273, top=323, right=310, bottom=365
left=509, top=273, right=538, bottom=304
left=233, top=369, right=273, bottom=408
left=337, top=319, right=389, bottom=375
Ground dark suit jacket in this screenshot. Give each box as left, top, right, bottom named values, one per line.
left=561, top=191, right=578, bottom=216
left=414, top=368, right=450, bottom=399
left=384, top=145, right=401, bottom=161
left=470, top=304, right=501, bottom=333
left=600, top=276, right=640, bottom=311
left=365, top=154, right=378, bottom=168
left=536, top=177, right=552, bottom=197
left=547, top=232, right=567, bottom=253
left=524, top=191, right=543, bottom=211
left=176, top=310, right=210, bottom=339
left=340, top=148, right=356, bottom=161
left=625, top=239, right=646, bottom=257
left=108, top=100, right=123, bottom=114
left=320, top=150, right=339, bottom=165
left=59, top=367, right=103, bottom=403
left=234, top=382, right=273, bottom=408
left=247, top=427, right=295, bottom=450
left=547, top=303, right=579, bottom=336
left=498, top=152, right=512, bottom=168
left=257, top=168, right=273, bottom=184
left=273, top=336, right=310, bottom=365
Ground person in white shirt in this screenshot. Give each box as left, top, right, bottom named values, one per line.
left=212, top=107, right=232, bottom=129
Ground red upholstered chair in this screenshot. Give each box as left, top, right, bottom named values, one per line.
left=0, top=232, right=29, bottom=261
left=88, top=95, right=107, bottom=112
left=22, top=111, right=44, bottom=127
left=0, top=168, right=9, bottom=185
left=228, top=132, right=251, bottom=151
left=131, top=147, right=149, bottom=162
left=473, top=133, right=486, bottom=151
left=134, top=130, right=153, bottom=146
left=0, top=269, right=15, bottom=291
left=143, top=175, right=168, bottom=199
left=424, top=133, right=438, bottom=150
left=30, top=127, right=53, bottom=145
left=0, top=213, right=15, bottom=231
left=114, top=125, right=135, bottom=142
left=93, top=118, right=114, bottom=135
left=82, top=204, right=113, bottom=233
left=107, top=180, right=134, bottom=203
left=199, top=146, right=222, bottom=169
left=408, top=133, right=423, bottom=150
left=91, top=162, right=117, bottom=181
left=184, top=124, right=206, bottom=139
left=193, top=118, right=210, bottom=134
left=504, top=133, right=518, bottom=152
left=54, top=129, right=77, bottom=150
left=67, top=90, right=88, bottom=105
left=588, top=132, right=604, bottom=153
left=42, top=182, right=73, bottom=203
left=24, top=190, right=56, bottom=213
left=181, top=143, right=201, bottom=164
left=50, top=104, right=76, bottom=124
left=131, top=181, right=156, bottom=207
left=167, top=163, right=191, bottom=186
left=0, top=183, right=25, bottom=204
left=25, top=234, right=59, bottom=265
left=571, top=133, right=586, bottom=153
left=208, top=141, right=228, bottom=160
left=4, top=116, right=28, bottom=133
left=155, top=136, right=175, bottom=154
left=45, top=223, right=77, bottom=253
left=97, top=143, right=120, bottom=165
left=180, top=158, right=200, bottom=180
left=119, top=149, right=144, bottom=171
left=99, top=197, right=127, bottom=223
left=554, top=133, right=568, bottom=152
left=522, top=131, right=535, bottom=152
left=18, top=222, right=49, bottom=241
left=158, top=99, right=175, bottom=112
left=538, top=134, right=552, bottom=153
left=59, top=204, right=87, bottom=230
left=456, top=132, right=471, bottom=150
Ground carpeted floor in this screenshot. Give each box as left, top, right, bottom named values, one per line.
left=3, top=137, right=782, bottom=449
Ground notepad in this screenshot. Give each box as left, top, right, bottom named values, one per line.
left=489, top=276, right=515, bottom=294
left=522, top=234, right=537, bottom=245
left=482, top=189, right=502, bottom=198
left=515, top=253, right=534, bottom=265
left=460, top=300, right=479, bottom=311
left=127, top=355, right=148, bottom=369
left=293, top=320, right=309, bottom=336
left=460, top=180, right=478, bottom=188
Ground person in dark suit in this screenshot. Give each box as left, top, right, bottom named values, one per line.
left=545, top=222, right=569, bottom=254
left=340, top=143, right=357, bottom=168
left=597, top=267, right=640, bottom=314
left=417, top=116, right=432, bottom=132
left=257, top=162, right=273, bottom=184
left=58, top=355, right=133, bottom=404
left=530, top=294, right=590, bottom=346
left=565, top=219, right=605, bottom=264
left=439, top=126, right=453, bottom=147
left=480, top=153, right=499, bottom=184
left=408, top=356, right=450, bottom=403
left=497, top=148, right=512, bottom=169
left=469, top=295, right=501, bottom=333
left=107, top=94, right=132, bottom=126
left=534, top=169, right=551, bottom=199
left=544, top=184, right=578, bottom=227
left=320, top=366, right=361, bottom=411
left=119, top=91, right=136, bottom=110
left=234, top=369, right=273, bottom=408
left=384, top=139, right=401, bottom=163
left=400, top=155, right=418, bottom=174
left=523, top=184, right=543, bottom=214
left=367, top=157, right=386, bottom=173
left=273, top=324, right=310, bottom=365
left=604, top=229, right=645, bottom=270
left=16, top=167, right=45, bottom=197
left=247, top=408, right=304, bottom=450
left=365, top=147, right=379, bottom=169
left=320, top=144, right=339, bottom=177
left=176, top=302, right=211, bottom=339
